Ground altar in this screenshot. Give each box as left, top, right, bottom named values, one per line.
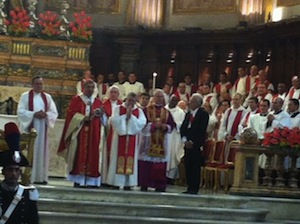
left=0, top=114, right=67, bottom=177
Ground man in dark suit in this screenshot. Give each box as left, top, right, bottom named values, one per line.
left=180, top=93, right=209, bottom=194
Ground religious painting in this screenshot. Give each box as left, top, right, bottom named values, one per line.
left=173, top=0, right=237, bottom=14
left=45, top=0, right=120, bottom=14
left=277, top=0, right=300, bottom=7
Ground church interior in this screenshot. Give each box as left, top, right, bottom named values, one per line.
left=0, top=0, right=300, bottom=223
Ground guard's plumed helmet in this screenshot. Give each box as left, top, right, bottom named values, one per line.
left=0, top=122, right=29, bottom=168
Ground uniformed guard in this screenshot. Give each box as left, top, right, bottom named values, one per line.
left=0, top=122, right=39, bottom=224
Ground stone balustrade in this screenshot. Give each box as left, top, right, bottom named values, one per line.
left=230, top=143, right=300, bottom=198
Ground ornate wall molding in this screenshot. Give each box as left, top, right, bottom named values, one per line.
left=173, top=0, right=237, bottom=14
left=277, top=0, right=300, bottom=7
left=45, top=0, right=120, bottom=14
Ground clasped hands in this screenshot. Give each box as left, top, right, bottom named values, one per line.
left=154, top=119, right=167, bottom=131
left=34, top=110, right=47, bottom=119
left=184, top=140, right=193, bottom=149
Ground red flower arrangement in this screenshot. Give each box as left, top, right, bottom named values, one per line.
left=5, top=7, right=30, bottom=36
left=69, top=11, right=92, bottom=43
left=38, top=11, right=62, bottom=38
left=263, top=127, right=300, bottom=150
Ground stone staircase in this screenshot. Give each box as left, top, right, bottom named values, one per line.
left=37, top=185, right=272, bottom=224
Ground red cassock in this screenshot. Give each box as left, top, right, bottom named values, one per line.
left=58, top=95, right=102, bottom=178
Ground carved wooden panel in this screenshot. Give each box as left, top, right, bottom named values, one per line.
left=0, top=36, right=90, bottom=117
left=45, top=0, right=120, bottom=14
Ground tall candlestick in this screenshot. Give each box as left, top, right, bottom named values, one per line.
left=152, top=72, right=157, bottom=92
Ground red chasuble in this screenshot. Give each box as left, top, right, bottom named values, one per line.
left=116, top=106, right=139, bottom=175
left=58, top=95, right=102, bottom=177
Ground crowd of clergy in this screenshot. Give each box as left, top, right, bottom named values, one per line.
left=75, top=65, right=299, bottom=190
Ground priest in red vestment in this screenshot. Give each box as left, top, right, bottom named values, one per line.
left=58, top=79, right=106, bottom=187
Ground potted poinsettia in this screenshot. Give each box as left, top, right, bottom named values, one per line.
left=263, top=127, right=300, bottom=154
left=38, top=11, right=62, bottom=39
left=69, top=11, right=92, bottom=43
left=5, top=7, right=30, bottom=37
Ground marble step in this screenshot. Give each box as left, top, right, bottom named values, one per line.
left=39, top=211, right=273, bottom=224
left=37, top=185, right=248, bottom=209
left=38, top=198, right=268, bottom=222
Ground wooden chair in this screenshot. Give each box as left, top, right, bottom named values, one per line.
left=0, top=128, right=37, bottom=186
left=215, top=140, right=239, bottom=192
left=203, top=140, right=226, bottom=189
left=200, top=139, right=215, bottom=187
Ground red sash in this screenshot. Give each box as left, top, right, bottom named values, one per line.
left=205, top=95, right=212, bottom=104
left=102, top=84, right=107, bottom=95
left=234, top=76, right=250, bottom=94
left=245, top=76, right=251, bottom=94
left=28, top=90, right=48, bottom=131
left=215, top=83, right=221, bottom=94
left=244, top=111, right=251, bottom=126
left=289, top=87, right=295, bottom=98
left=116, top=106, right=139, bottom=175
left=174, top=91, right=189, bottom=101
left=226, top=109, right=243, bottom=137
left=215, top=82, right=232, bottom=94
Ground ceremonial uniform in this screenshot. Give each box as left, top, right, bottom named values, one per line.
left=0, top=122, right=39, bottom=223
left=0, top=184, right=39, bottom=224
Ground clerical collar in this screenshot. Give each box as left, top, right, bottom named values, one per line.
left=291, top=111, right=300, bottom=118
left=129, top=81, right=136, bottom=85
left=118, top=81, right=126, bottom=85
left=274, top=110, right=282, bottom=115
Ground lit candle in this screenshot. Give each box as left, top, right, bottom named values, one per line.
left=152, top=72, right=157, bottom=92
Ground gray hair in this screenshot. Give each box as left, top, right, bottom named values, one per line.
left=191, top=93, right=203, bottom=106
left=109, top=85, right=120, bottom=92
left=153, top=88, right=164, bottom=96
left=127, top=92, right=137, bottom=99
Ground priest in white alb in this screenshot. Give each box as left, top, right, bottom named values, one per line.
left=165, top=95, right=186, bottom=184
left=17, top=76, right=58, bottom=184
left=107, top=92, right=146, bottom=190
